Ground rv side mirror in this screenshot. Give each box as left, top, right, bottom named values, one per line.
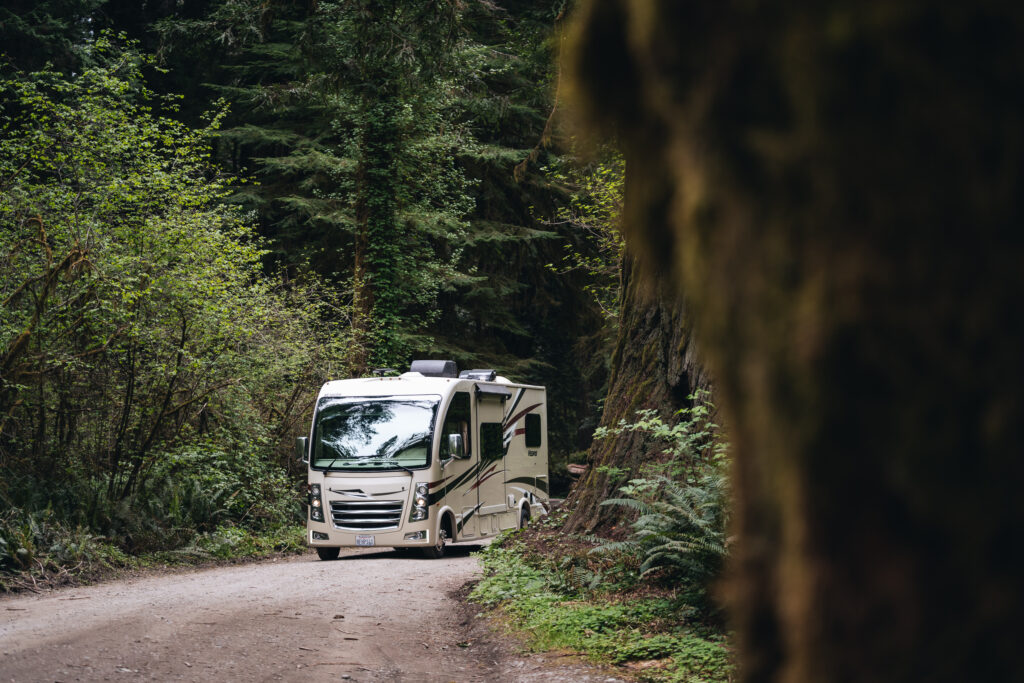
left=448, top=433, right=466, bottom=459
left=295, top=436, right=309, bottom=463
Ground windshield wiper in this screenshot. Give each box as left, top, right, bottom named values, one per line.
left=362, top=459, right=416, bottom=475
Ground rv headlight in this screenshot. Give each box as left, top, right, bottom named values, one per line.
left=309, top=483, right=325, bottom=522
left=410, top=482, right=429, bottom=522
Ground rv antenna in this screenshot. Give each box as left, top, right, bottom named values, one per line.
left=371, top=368, right=398, bottom=377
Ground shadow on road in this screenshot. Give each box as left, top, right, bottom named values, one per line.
left=308, top=544, right=487, bottom=562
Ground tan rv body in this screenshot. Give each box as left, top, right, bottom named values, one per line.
left=300, top=369, right=548, bottom=558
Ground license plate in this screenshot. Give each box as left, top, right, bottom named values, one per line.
left=355, top=535, right=375, bottom=547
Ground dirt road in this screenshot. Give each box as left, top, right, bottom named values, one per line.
left=0, top=546, right=624, bottom=682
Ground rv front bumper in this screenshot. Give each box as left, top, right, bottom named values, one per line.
left=306, top=523, right=434, bottom=548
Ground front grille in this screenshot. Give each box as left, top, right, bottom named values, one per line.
left=330, top=500, right=404, bottom=530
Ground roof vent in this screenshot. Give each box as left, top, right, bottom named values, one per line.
left=409, top=360, right=458, bottom=378
left=459, top=369, right=496, bottom=381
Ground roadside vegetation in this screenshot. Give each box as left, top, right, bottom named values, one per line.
left=472, top=393, right=734, bottom=682
left=0, top=507, right=305, bottom=593
left=0, top=41, right=323, bottom=591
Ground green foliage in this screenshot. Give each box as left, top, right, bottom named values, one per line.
left=597, top=471, right=728, bottom=611
left=308, top=0, right=479, bottom=368
left=176, top=524, right=305, bottom=561
left=593, top=390, right=728, bottom=479
left=543, top=148, right=625, bottom=319
left=0, top=501, right=305, bottom=591
left=157, top=0, right=477, bottom=371
left=0, top=0, right=107, bottom=73
left=152, top=444, right=300, bottom=529
left=592, top=391, right=730, bottom=616
left=0, top=505, right=137, bottom=590
left=472, top=539, right=734, bottom=682
left=0, top=38, right=333, bottom=575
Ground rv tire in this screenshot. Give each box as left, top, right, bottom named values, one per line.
left=422, top=526, right=448, bottom=559
left=520, top=506, right=530, bottom=529
left=316, top=546, right=340, bottom=561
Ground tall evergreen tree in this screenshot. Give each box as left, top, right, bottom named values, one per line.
left=0, top=0, right=106, bottom=73
left=153, top=0, right=608, bottom=457
left=310, top=0, right=473, bottom=370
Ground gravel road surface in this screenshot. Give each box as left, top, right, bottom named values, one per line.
left=0, top=545, right=624, bottom=682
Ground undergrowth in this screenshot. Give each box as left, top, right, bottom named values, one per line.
left=471, top=529, right=734, bottom=683
left=0, top=504, right=305, bottom=593
left=471, top=392, right=733, bottom=682
left=0, top=441, right=307, bottom=593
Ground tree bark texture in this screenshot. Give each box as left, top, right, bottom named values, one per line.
left=567, top=2, right=1024, bottom=682
left=562, top=228, right=709, bottom=534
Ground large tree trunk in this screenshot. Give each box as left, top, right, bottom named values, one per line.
left=563, top=112, right=711, bottom=535
left=567, top=2, right=1024, bottom=681
left=563, top=253, right=709, bottom=534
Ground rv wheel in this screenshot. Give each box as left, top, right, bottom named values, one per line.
left=316, top=546, right=340, bottom=561
left=422, top=526, right=447, bottom=559
left=520, top=506, right=530, bottom=529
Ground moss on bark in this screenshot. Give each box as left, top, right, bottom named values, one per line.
left=566, top=1, right=1024, bottom=680
left=563, top=249, right=709, bottom=534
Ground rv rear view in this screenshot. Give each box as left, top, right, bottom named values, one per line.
left=295, top=360, right=548, bottom=559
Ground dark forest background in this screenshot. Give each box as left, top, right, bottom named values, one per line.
left=1, top=0, right=675, bottom=557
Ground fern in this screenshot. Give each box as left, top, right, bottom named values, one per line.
left=595, top=466, right=729, bottom=596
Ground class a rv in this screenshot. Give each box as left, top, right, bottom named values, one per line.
left=295, top=360, right=549, bottom=559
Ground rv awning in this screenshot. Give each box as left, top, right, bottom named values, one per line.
left=475, top=384, right=512, bottom=400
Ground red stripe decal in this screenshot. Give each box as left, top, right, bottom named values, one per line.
left=503, top=403, right=541, bottom=430
left=469, top=465, right=498, bottom=491
left=471, top=469, right=505, bottom=490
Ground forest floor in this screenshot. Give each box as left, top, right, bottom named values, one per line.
left=0, top=544, right=626, bottom=682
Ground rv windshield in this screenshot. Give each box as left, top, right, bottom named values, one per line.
left=312, top=395, right=438, bottom=471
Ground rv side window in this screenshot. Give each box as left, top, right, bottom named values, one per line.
left=525, top=413, right=542, bottom=448
left=439, top=392, right=471, bottom=459
left=480, top=422, right=504, bottom=462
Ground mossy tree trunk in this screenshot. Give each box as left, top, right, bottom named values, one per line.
left=567, top=1, right=1024, bottom=681
left=563, top=246, right=709, bottom=535
left=351, top=102, right=401, bottom=375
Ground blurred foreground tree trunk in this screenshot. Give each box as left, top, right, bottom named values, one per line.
left=567, top=1, right=1024, bottom=681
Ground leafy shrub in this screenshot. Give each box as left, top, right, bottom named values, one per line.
left=0, top=501, right=304, bottom=591
left=149, top=443, right=302, bottom=530
left=0, top=39, right=333, bottom=574
left=0, top=436, right=302, bottom=561
left=593, top=390, right=726, bottom=480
